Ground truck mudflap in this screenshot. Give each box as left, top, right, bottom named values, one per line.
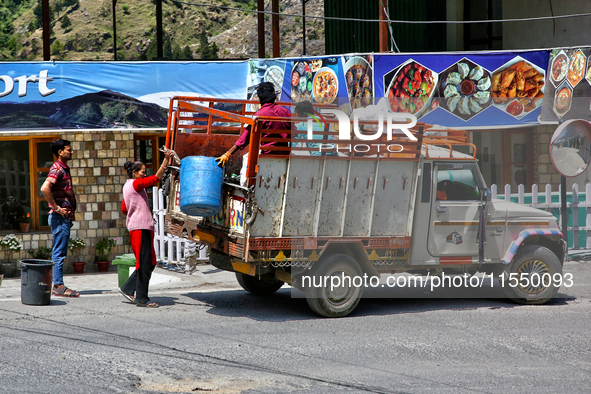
left=502, top=229, right=563, bottom=264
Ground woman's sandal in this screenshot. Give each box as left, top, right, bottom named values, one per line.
left=118, top=288, right=135, bottom=303
left=52, top=286, right=80, bottom=297
left=136, top=302, right=159, bottom=308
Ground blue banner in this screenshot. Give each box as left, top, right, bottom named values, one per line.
left=0, top=61, right=248, bottom=130
left=0, top=50, right=552, bottom=131
left=375, top=50, right=549, bottom=128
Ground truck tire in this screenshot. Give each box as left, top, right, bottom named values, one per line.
left=235, top=272, right=284, bottom=295
left=503, top=244, right=562, bottom=305
left=304, top=254, right=363, bottom=318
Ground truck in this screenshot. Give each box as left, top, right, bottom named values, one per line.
left=163, top=96, right=566, bottom=317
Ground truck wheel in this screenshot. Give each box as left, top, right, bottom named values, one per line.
left=235, top=272, right=284, bottom=295
left=304, top=254, right=363, bottom=318
left=503, top=244, right=562, bottom=305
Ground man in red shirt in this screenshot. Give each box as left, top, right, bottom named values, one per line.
left=216, top=82, right=290, bottom=183
left=41, top=139, right=79, bottom=298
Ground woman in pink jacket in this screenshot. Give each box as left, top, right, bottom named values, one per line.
left=119, top=150, right=175, bottom=307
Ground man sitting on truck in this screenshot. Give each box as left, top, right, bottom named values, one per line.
left=215, top=82, right=291, bottom=184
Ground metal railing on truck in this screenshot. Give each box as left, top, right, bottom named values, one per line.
left=164, top=97, right=477, bottom=265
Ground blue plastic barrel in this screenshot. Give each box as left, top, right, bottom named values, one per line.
left=180, top=156, right=223, bottom=217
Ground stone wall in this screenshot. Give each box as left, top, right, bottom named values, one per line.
left=4, top=129, right=159, bottom=273
left=533, top=125, right=561, bottom=186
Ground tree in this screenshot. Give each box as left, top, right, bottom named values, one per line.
left=61, top=15, right=71, bottom=31
left=31, top=38, right=38, bottom=53
left=163, top=39, right=172, bottom=59
left=7, top=36, right=17, bottom=54
left=198, top=30, right=218, bottom=60
left=54, top=0, right=63, bottom=18
left=51, top=39, right=63, bottom=55
left=145, top=39, right=157, bottom=60
left=32, top=2, right=55, bottom=29
left=207, top=43, right=218, bottom=59
left=181, top=45, right=193, bottom=60
left=171, top=43, right=181, bottom=60
left=33, top=3, right=43, bottom=19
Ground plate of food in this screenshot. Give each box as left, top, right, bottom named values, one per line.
left=291, top=61, right=313, bottom=102
left=437, top=58, right=492, bottom=120
left=550, top=51, right=568, bottom=87
left=344, top=56, right=373, bottom=109
left=264, top=65, right=284, bottom=93
left=491, top=56, right=545, bottom=119
left=553, top=83, right=572, bottom=118
left=506, top=99, right=524, bottom=117
left=312, top=67, right=338, bottom=104
left=310, top=59, right=323, bottom=73
left=385, top=59, right=438, bottom=118
left=567, top=49, right=586, bottom=88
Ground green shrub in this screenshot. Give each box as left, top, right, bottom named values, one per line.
left=28, top=247, right=52, bottom=260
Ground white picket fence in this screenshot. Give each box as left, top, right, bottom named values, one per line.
left=152, top=186, right=208, bottom=269
left=491, top=183, right=591, bottom=251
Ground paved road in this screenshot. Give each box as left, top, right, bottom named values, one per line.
left=0, top=262, right=590, bottom=393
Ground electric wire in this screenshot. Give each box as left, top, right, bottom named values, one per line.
left=169, top=0, right=591, bottom=25
left=379, top=0, right=400, bottom=53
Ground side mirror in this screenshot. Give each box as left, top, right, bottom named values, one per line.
left=481, top=188, right=491, bottom=202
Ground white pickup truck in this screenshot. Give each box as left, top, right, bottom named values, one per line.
left=164, top=97, right=566, bottom=317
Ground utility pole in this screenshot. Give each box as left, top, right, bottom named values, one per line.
left=379, top=0, right=389, bottom=52
left=272, top=0, right=279, bottom=57
left=42, top=0, right=50, bottom=60
left=257, top=0, right=265, bottom=57
left=302, top=0, right=306, bottom=55
left=156, top=0, right=163, bottom=58
left=112, top=0, right=117, bottom=60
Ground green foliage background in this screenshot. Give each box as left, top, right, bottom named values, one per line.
left=0, top=0, right=258, bottom=61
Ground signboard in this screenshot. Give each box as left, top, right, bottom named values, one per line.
left=0, top=61, right=248, bottom=130
left=0, top=50, right=553, bottom=131
left=374, top=51, right=549, bottom=128
left=540, top=47, right=591, bottom=122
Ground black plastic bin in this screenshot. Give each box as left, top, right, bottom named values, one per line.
left=21, top=259, right=54, bottom=306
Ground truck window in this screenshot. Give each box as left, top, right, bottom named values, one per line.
left=421, top=163, right=432, bottom=203
left=435, top=165, right=480, bottom=201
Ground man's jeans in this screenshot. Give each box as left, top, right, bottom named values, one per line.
left=49, top=213, right=72, bottom=286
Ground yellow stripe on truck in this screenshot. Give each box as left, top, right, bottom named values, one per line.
left=232, top=261, right=256, bottom=276
left=191, top=230, right=216, bottom=244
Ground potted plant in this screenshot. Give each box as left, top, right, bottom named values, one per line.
left=1, top=196, right=24, bottom=231
left=0, top=234, right=23, bottom=278
left=95, top=237, right=116, bottom=272
left=19, top=212, right=31, bottom=233
left=68, top=237, right=87, bottom=274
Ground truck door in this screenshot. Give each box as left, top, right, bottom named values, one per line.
left=428, top=162, right=483, bottom=257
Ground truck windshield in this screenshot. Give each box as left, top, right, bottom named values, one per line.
left=435, top=163, right=482, bottom=201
